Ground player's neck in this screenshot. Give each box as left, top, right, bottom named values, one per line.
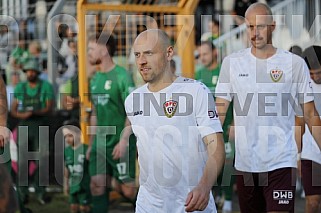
left=99, top=59, right=115, bottom=73
left=71, top=141, right=81, bottom=149
left=208, top=61, right=218, bottom=70
left=251, top=45, right=277, bottom=59
left=148, top=71, right=177, bottom=92
left=28, top=79, right=39, bottom=88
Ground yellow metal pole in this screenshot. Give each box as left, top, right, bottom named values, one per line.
left=83, top=3, right=180, bottom=13
left=77, top=0, right=90, bottom=144
left=177, top=0, right=200, bottom=78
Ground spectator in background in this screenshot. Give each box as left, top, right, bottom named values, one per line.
left=11, top=59, right=55, bottom=205
left=6, top=71, right=20, bottom=111
left=6, top=71, right=20, bottom=132
left=57, top=39, right=77, bottom=86
left=201, top=18, right=220, bottom=42
left=59, top=39, right=79, bottom=119
left=59, top=25, right=76, bottom=58
left=232, top=0, right=258, bottom=26
left=8, top=36, right=28, bottom=83
left=39, top=59, right=48, bottom=81
left=195, top=41, right=220, bottom=93
left=0, top=25, right=15, bottom=67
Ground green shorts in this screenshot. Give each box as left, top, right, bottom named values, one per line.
left=69, top=190, right=91, bottom=205
left=89, top=135, right=136, bottom=183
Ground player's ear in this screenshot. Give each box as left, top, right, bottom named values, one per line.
left=167, top=46, right=174, bottom=59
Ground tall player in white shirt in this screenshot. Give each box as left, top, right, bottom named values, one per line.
left=297, top=46, right=321, bottom=213
left=124, top=29, right=225, bottom=213
left=215, top=3, right=321, bottom=213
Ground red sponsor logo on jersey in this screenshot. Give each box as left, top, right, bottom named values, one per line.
left=270, top=69, right=283, bottom=82
left=163, top=100, right=178, bottom=118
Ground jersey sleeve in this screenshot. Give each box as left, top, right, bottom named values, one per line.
left=295, top=61, right=314, bottom=104
left=215, top=57, right=233, bottom=102
left=13, top=83, right=24, bottom=100
left=195, top=83, right=223, bottom=138
left=42, top=81, right=55, bottom=102
left=124, top=92, right=134, bottom=123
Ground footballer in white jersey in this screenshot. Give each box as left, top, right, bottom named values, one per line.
left=216, top=48, right=313, bottom=173
left=125, top=77, right=222, bottom=213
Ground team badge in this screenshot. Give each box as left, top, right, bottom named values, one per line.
left=163, top=100, right=178, bottom=118
left=270, top=69, right=283, bottom=82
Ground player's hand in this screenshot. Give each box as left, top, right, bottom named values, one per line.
left=21, top=111, right=33, bottom=120
left=112, top=139, right=128, bottom=160
left=185, top=184, right=210, bottom=212
left=86, top=146, right=92, bottom=160
left=0, top=127, right=10, bottom=148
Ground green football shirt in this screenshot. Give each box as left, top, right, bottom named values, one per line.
left=64, top=144, right=90, bottom=194
left=90, top=65, right=135, bottom=147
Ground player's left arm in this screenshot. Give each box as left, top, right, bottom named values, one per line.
left=302, top=101, right=321, bottom=150
left=112, top=117, right=133, bottom=160
left=112, top=71, right=136, bottom=159
left=185, top=132, right=225, bottom=212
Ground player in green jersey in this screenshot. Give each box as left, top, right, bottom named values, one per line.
left=86, top=33, right=137, bottom=213
left=63, top=119, right=91, bottom=213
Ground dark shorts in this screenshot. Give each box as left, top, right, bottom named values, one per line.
left=236, top=167, right=296, bottom=213
left=89, top=135, right=136, bottom=183
left=301, top=160, right=321, bottom=196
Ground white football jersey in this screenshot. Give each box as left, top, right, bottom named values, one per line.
left=215, top=48, right=314, bottom=172
left=301, top=80, right=321, bottom=164
left=125, top=76, right=222, bottom=213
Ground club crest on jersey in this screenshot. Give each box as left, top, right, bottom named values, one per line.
left=270, top=69, right=283, bottom=82
left=163, top=100, right=178, bottom=118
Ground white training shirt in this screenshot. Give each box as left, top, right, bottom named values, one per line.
left=215, top=48, right=314, bottom=173
left=125, top=76, right=222, bottom=213
left=301, top=80, right=321, bottom=164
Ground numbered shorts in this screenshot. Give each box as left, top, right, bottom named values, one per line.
left=69, top=190, right=91, bottom=205
left=89, top=137, right=136, bottom=183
